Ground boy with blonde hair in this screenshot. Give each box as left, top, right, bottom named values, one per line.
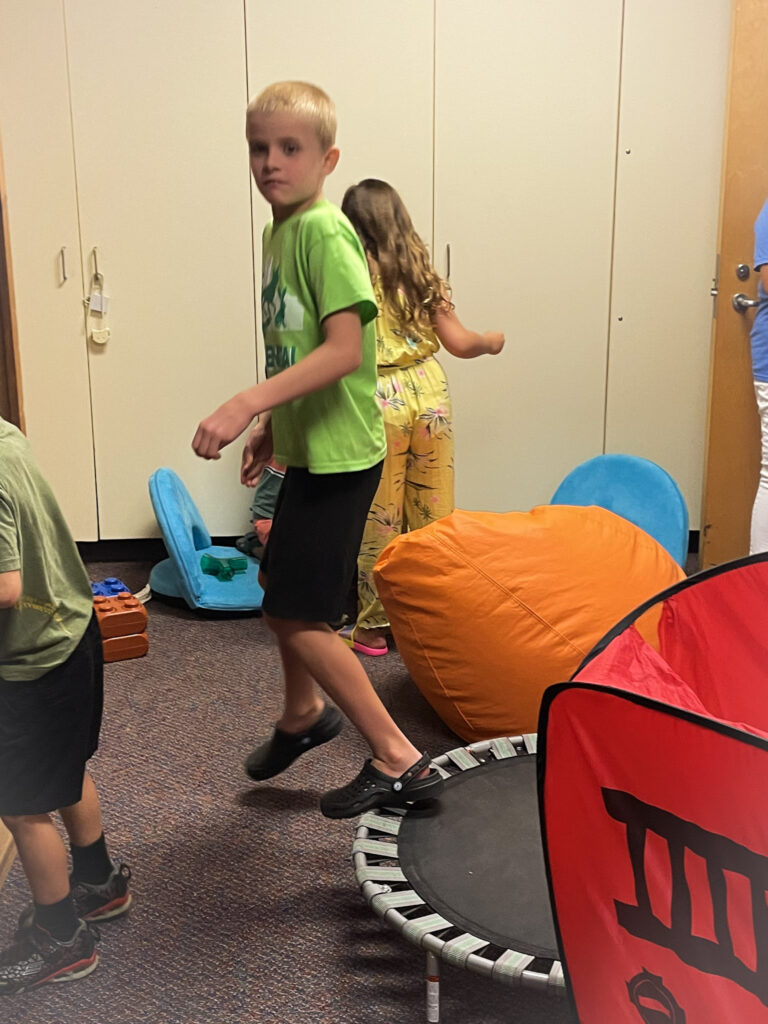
left=193, top=81, right=442, bottom=818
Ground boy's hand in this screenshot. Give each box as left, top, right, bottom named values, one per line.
left=192, top=393, right=256, bottom=460
left=241, top=418, right=274, bottom=487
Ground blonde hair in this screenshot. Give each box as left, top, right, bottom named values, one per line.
left=246, top=81, right=336, bottom=151
left=341, top=179, right=451, bottom=335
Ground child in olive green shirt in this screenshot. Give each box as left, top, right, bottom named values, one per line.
left=0, top=417, right=130, bottom=995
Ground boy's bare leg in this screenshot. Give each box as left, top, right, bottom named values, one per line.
left=274, top=637, right=326, bottom=732
left=1, top=814, right=69, bottom=905
left=59, top=771, right=103, bottom=848
left=266, top=615, right=422, bottom=776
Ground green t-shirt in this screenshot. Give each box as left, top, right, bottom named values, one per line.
left=261, top=199, right=386, bottom=472
left=0, top=419, right=93, bottom=681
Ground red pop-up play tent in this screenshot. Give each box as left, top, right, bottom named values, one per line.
left=539, top=553, right=768, bottom=1023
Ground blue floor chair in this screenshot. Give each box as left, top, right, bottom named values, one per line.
left=551, top=453, right=689, bottom=567
left=148, top=467, right=264, bottom=612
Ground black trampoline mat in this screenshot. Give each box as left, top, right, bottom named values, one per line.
left=398, top=756, right=558, bottom=956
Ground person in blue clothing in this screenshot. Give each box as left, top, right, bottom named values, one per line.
left=749, top=197, right=768, bottom=553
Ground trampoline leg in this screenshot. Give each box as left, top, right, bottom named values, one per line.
left=426, top=950, right=440, bottom=1023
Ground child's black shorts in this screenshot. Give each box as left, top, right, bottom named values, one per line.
left=0, top=613, right=104, bottom=816
left=260, top=461, right=383, bottom=623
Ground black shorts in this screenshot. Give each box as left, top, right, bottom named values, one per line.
left=0, top=614, right=104, bottom=817
left=260, top=461, right=383, bottom=623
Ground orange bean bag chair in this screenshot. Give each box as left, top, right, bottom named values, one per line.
left=374, top=504, right=686, bottom=742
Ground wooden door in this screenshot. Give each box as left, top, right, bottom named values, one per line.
left=435, top=0, right=623, bottom=512
left=0, top=0, right=99, bottom=538
left=700, top=0, right=768, bottom=567
left=605, top=0, right=730, bottom=528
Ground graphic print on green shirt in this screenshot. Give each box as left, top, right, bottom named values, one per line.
left=263, top=256, right=305, bottom=335
left=265, top=342, right=297, bottom=373
left=260, top=200, right=386, bottom=474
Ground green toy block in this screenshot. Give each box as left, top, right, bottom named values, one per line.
left=200, top=553, right=248, bottom=581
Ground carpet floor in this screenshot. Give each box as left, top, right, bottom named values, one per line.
left=0, top=561, right=573, bottom=1024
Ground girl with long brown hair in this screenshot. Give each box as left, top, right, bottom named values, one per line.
left=340, top=179, right=505, bottom=654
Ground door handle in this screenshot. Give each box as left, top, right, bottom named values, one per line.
left=732, top=292, right=760, bottom=313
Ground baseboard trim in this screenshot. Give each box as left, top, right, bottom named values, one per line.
left=77, top=537, right=240, bottom=564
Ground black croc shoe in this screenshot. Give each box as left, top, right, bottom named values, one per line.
left=320, top=752, right=444, bottom=819
left=244, top=704, right=343, bottom=781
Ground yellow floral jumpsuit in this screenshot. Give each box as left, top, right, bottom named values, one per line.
left=357, top=280, right=455, bottom=631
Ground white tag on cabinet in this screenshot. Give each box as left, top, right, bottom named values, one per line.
left=88, top=289, right=109, bottom=314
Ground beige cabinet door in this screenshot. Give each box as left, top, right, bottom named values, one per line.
left=245, top=0, right=433, bottom=234
left=435, top=0, right=623, bottom=512
left=0, top=0, right=98, bottom=538
left=605, top=0, right=730, bottom=530
left=63, top=0, right=258, bottom=538
left=244, top=0, right=434, bottom=381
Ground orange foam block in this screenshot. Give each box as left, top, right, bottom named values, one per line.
left=93, top=592, right=149, bottom=662
left=93, top=593, right=148, bottom=639
left=102, top=633, right=149, bottom=663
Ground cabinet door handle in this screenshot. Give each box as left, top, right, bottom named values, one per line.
left=446, top=243, right=451, bottom=281
left=91, top=246, right=103, bottom=286
left=59, top=246, right=68, bottom=284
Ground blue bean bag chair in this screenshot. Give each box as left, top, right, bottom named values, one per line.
left=148, top=467, right=263, bottom=613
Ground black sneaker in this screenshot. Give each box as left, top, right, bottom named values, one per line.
left=0, top=920, right=98, bottom=995
left=72, top=862, right=132, bottom=922
left=17, top=861, right=132, bottom=933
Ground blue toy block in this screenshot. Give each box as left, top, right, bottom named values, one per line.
left=91, top=577, right=132, bottom=597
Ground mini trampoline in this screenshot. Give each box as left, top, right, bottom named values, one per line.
left=353, top=736, right=564, bottom=1022
left=357, top=554, right=768, bottom=1023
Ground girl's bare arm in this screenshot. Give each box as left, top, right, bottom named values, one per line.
left=433, top=303, right=505, bottom=359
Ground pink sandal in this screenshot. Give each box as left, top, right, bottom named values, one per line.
left=339, top=626, right=389, bottom=657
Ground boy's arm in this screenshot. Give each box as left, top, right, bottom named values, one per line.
left=241, top=414, right=274, bottom=487
left=193, top=308, right=363, bottom=460
left=0, top=569, right=22, bottom=609
left=433, top=303, right=505, bottom=359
